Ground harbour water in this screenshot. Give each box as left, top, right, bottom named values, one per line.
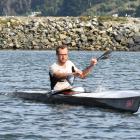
left=0, top=50, right=140, bottom=140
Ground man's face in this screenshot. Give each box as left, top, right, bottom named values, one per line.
left=57, top=48, right=68, bottom=65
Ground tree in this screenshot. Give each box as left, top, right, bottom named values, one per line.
left=58, top=0, right=90, bottom=16
left=135, top=5, right=140, bottom=17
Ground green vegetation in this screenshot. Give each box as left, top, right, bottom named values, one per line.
left=42, top=0, right=140, bottom=17
left=135, top=5, right=140, bottom=17
left=97, top=16, right=128, bottom=23
left=82, top=0, right=140, bottom=17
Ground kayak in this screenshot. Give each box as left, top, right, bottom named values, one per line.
left=14, top=88, right=140, bottom=113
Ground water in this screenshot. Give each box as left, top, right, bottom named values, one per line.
left=0, top=50, right=140, bottom=140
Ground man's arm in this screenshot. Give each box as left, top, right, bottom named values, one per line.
left=74, top=58, right=97, bottom=79
left=50, top=58, right=97, bottom=79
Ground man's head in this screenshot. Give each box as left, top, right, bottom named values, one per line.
left=56, top=45, right=68, bottom=65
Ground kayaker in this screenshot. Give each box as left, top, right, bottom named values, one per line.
left=49, top=45, right=97, bottom=90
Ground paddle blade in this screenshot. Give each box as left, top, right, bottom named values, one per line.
left=97, top=50, right=112, bottom=61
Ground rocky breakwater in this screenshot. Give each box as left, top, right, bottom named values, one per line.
left=0, top=16, right=140, bottom=51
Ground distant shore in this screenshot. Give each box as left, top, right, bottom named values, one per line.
left=0, top=16, right=140, bottom=51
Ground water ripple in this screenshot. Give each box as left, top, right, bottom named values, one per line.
left=0, top=51, right=140, bottom=139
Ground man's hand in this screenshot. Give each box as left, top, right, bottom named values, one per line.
left=70, top=58, right=97, bottom=79
left=73, top=69, right=83, bottom=77
left=90, top=58, right=97, bottom=66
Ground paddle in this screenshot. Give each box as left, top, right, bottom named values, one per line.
left=50, top=50, right=112, bottom=96
left=97, top=49, right=112, bottom=61
left=71, top=49, right=112, bottom=79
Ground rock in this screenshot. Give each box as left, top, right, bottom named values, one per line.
left=0, top=27, right=2, bottom=31
left=49, top=38, right=56, bottom=42
left=114, top=34, right=123, bottom=43
left=129, top=45, right=140, bottom=51
left=7, top=22, right=11, bottom=27
left=127, top=38, right=135, bottom=48
left=133, top=36, right=140, bottom=44
left=71, top=41, right=76, bottom=47
left=65, top=37, right=72, bottom=44
left=59, top=34, right=67, bottom=40
left=67, top=23, right=73, bottom=28
left=80, top=34, right=87, bottom=42
left=9, top=42, right=14, bottom=47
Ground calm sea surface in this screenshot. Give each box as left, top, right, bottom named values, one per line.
left=0, top=50, right=140, bottom=140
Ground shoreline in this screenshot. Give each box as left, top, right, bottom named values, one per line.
left=0, top=16, right=140, bottom=51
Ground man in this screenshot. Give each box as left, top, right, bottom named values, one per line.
left=49, top=45, right=97, bottom=90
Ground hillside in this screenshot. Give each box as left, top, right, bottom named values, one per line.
left=0, top=0, right=140, bottom=17
left=82, top=0, right=140, bottom=17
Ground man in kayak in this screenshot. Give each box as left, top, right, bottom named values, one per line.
left=49, top=45, right=97, bottom=90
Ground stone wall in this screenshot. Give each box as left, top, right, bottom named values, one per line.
left=0, top=16, right=140, bottom=51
